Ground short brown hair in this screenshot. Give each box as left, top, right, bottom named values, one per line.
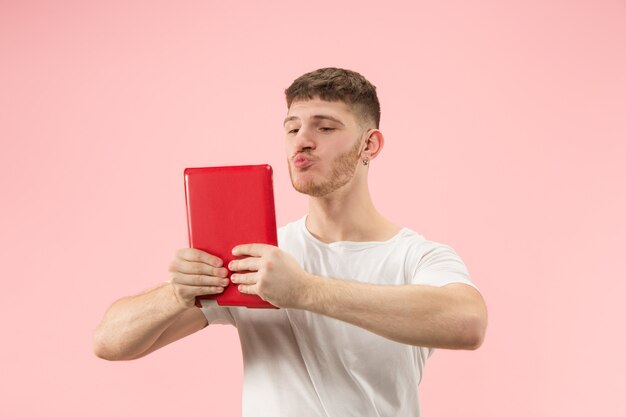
left=285, top=67, right=381, bottom=128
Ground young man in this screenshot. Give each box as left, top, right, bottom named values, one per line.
left=94, top=67, right=488, bottom=416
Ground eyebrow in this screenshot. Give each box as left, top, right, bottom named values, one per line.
left=283, top=114, right=346, bottom=127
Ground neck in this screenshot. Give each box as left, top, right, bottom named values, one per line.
left=305, top=177, right=400, bottom=243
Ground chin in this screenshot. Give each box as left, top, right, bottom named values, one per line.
left=289, top=168, right=316, bottom=192
left=291, top=176, right=352, bottom=198
left=292, top=180, right=321, bottom=197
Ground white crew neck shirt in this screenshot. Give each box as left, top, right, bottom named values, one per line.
left=201, top=216, right=477, bottom=417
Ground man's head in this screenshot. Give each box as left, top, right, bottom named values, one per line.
left=285, top=67, right=381, bottom=130
left=284, top=68, right=384, bottom=198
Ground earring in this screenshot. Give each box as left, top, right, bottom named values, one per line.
left=362, top=158, right=369, bottom=166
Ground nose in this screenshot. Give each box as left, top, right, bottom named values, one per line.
left=291, top=126, right=316, bottom=154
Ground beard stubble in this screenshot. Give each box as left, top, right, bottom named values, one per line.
left=289, top=135, right=364, bottom=197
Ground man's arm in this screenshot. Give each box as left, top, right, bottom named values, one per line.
left=93, top=283, right=204, bottom=361
left=301, top=279, right=485, bottom=349
left=229, top=244, right=487, bottom=350
left=93, top=248, right=230, bottom=361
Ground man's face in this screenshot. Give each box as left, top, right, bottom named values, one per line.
left=284, top=98, right=367, bottom=197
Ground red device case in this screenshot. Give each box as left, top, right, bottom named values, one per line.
left=184, top=165, right=278, bottom=308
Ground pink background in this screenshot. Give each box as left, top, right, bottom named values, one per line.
left=1, top=1, right=625, bottom=415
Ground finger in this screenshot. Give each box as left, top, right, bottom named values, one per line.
left=176, top=248, right=223, bottom=267
left=171, top=259, right=228, bottom=278
left=170, top=272, right=230, bottom=287
left=229, top=257, right=262, bottom=272
left=232, top=243, right=272, bottom=257
left=230, top=272, right=257, bottom=285
left=237, top=283, right=259, bottom=295
left=170, top=282, right=225, bottom=307
left=179, top=284, right=225, bottom=298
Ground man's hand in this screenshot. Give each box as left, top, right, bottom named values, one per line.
left=168, top=248, right=230, bottom=308
left=229, top=244, right=313, bottom=308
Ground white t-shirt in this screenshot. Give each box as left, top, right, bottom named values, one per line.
left=201, top=216, right=477, bottom=417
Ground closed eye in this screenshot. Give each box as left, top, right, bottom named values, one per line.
left=319, top=127, right=335, bottom=132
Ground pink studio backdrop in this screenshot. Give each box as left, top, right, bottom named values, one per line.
left=1, top=1, right=625, bottom=416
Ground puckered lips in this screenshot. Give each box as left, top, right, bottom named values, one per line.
left=293, top=153, right=315, bottom=169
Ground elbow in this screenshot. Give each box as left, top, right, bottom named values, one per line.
left=93, top=347, right=116, bottom=361
left=92, top=328, right=125, bottom=361
left=461, top=309, right=488, bottom=350
left=92, top=333, right=115, bottom=361
left=463, top=325, right=485, bottom=350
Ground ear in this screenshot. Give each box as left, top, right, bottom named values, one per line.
left=361, top=129, right=384, bottom=161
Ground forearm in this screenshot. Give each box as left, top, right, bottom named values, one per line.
left=301, top=276, right=487, bottom=349
left=93, top=283, right=188, bottom=360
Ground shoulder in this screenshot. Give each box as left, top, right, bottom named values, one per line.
left=396, top=227, right=461, bottom=262
left=398, top=228, right=477, bottom=289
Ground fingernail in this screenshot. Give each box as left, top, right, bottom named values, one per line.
left=217, top=287, right=224, bottom=292
left=213, top=259, right=223, bottom=267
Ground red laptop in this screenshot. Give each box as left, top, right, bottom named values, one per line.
left=184, top=164, right=278, bottom=308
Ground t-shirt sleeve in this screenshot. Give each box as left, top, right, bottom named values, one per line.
left=409, top=242, right=478, bottom=290
left=199, top=300, right=236, bottom=326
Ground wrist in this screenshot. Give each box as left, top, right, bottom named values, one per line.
left=162, top=281, right=193, bottom=313
left=298, top=273, right=323, bottom=311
